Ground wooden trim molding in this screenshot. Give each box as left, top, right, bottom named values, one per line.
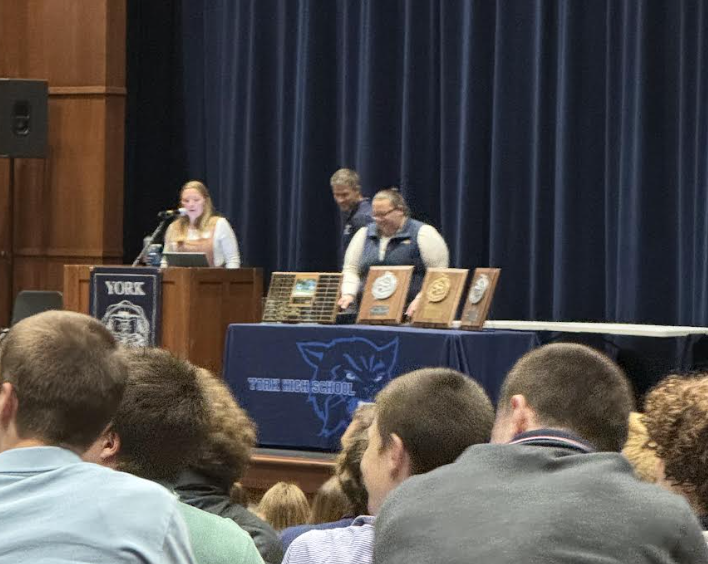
left=49, top=86, right=127, bottom=96
left=241, top=451, right=336, bottom=496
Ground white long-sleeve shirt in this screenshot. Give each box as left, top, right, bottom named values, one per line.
left=341, top=224, right=449, bottom=296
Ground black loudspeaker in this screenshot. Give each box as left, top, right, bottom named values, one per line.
left=0, top=78, right=48, bottom=158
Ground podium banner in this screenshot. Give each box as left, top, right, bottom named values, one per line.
left=89, top=267, right=162, bottom=347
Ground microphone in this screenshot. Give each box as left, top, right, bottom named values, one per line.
left=157, top=207, right=186, bottom=219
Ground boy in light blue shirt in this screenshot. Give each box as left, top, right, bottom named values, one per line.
left=0, top=311, right=196, bottom=564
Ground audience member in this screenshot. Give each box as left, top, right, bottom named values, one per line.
left=374, top=343, right=708, bottom=563
left=283, top=367, right=494, bottom=564
left=643, top=373, right=708, bottom=539
left=259, top=482, right=310, bottom=531
left=280, top=403, right=375, bottom=551
left=335, top=402, right=376, bottom=514
left=83, top=347, right=262, bottom=564
left=0, top=311, right=195, bottom=563
left=308, top=476, right=351, bottom=525
left=622, top=411, right=659, bottom=483
left=173, top=368, right=283, bottom=564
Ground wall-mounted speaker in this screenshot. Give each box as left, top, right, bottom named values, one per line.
left=0, top=79, right=48, bottom=158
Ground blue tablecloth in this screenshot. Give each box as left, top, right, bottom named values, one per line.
left=223, top=323, right=539, bottom=451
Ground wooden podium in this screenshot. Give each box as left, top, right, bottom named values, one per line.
left=63, top=266, right=263, bottom=374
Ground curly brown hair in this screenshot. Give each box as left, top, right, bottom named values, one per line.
left=643, top=374, right=708, bottom=514
left=191, top=368, right=257, bottom=488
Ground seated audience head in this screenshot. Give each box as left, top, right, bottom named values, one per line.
left=258, top=482, right=310, bottom=531
left=643, top=374, right=708, bottom=517
left=335, top=402, right=376, bottom=517
left=190, top=367, right=257, bottom=489
left=308, top=476, right=352, bottom=525
left=362, top=367, right=494, bottom=515
left=622, top=412, right=659, bottom=483
left=83, top=347, right=208, bottom=481
left=330, top=168, right=362, bottom=212
left=0, top=310, right=126, bottom=454
left=491, top=343, right=634, bottom=452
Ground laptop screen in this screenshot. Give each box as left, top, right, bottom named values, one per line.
left=162, top=252, right=210, bottom=267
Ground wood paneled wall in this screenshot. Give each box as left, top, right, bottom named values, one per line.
left=0, top=160, right=10, bottom=324
left=0, top=0, right=125, bottom=326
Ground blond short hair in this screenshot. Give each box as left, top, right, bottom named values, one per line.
left=258, top=482, right=310, bottom=531
left=622, top=412, right=658, bottom=483
left=330, top=168, right=361, bottom=191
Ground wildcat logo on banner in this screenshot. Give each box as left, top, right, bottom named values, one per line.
left=89, top=267, right=162, bottom=347
left=298, top=337, right=399, bottom=437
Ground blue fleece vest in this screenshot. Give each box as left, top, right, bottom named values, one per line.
left=359, top=218, right=425, bottom=303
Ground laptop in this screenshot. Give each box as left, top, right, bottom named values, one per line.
left=162, top=252, right=210, bottom=267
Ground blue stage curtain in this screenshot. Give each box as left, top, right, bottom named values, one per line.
left=124, top=0, right=708, bottom=325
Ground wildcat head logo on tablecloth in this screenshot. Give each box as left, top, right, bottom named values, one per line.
left=297, top=336, right=399, bottom=438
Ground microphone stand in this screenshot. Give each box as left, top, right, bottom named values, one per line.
left=131, top=217, right=171, bottom=267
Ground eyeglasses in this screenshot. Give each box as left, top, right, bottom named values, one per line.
left=372, top=208, right=399, bottom=220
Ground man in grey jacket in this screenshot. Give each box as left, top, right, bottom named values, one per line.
left=374, top=343, right=708, bottom=564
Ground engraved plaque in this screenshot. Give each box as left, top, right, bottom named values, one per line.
left=262, top=272, right=342, bottom=324
left=357, top=266, right=413, bottom=325
left=459, top=268, right=501, bottom=330
left=412, top=268, right=469, bottom=329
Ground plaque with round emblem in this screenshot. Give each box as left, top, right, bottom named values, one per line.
left=372, top=271, right=398, bottom=300
left=469, top=273, right=490, bottom=304
left=357, top=266, right=413, bottom=325
left=460, top=268, right=501, bottom=330
left=412, top=268, right=469, bottom=328
left=426, top=275, right=451, bottom=303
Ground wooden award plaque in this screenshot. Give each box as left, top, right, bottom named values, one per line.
left=262, top=272, right=342, bottom=324
left=459, top=268, right=501, bottom=330
left=411, top=268, right=469, bottom=329
left=356, top=266, right=413, bottom=325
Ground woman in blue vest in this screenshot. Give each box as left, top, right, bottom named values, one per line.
left=338, top=188, right=449, bottom=317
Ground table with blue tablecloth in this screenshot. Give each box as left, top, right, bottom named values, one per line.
left=223, top=323, right=539, bottom=451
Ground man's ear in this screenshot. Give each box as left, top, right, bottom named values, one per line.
left=0, top=382, right=18, bottom=426
left=100, top=430, right=121, bottom=463
left=83, top=429, right=121, bottom=467
left=386, top=433, right=412, bottom=482
left=509, top=394, right=537, bottom=435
